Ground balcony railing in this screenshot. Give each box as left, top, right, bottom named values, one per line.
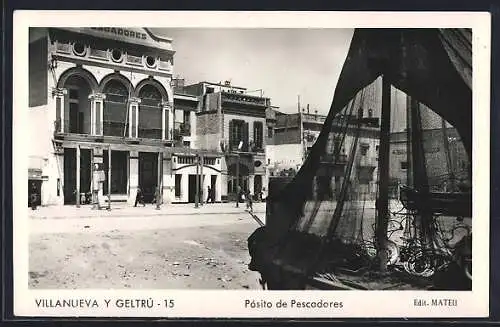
left=221, top=92, right=267, bottom=106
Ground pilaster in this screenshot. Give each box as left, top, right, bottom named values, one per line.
left=52, top=88, right=67, bottom=133
left=128, top=98, right=141, bottom=138
left=89, top=93, right=106, bottom=136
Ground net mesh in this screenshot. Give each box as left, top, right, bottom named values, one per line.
left=251, top=28, right=473, bottom=290
left=255, top=78, right=471, bottom=288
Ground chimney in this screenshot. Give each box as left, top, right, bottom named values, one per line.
left=307, top=104, right=310, bottom=114
left=315, top=109, right=318, bottom=120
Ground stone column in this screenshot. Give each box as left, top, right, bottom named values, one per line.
left=128, top=98, right=141, bottom=138
left=52, top=88, right=67, bottom=133
left=181, top=172, right=189, bottom=203
left=128, top=151, right=139, bottom=205
left=162, top=156, right=173, bottom=204
left=89, top=93, right=106, bottom=136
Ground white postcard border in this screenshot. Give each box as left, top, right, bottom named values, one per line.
left=13, top=10, right=491, bottom=318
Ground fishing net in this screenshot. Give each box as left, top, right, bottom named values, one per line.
left=250, top=28, right=472, bottom=289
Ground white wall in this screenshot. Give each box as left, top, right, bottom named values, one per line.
left=266, top=143, right=303, bottom=170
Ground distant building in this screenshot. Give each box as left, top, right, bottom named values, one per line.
left=267, top=106, right=381, bottom=198
left=178, top=81, right=270, bottom=201
left=389, top=127, right=469, bottom=191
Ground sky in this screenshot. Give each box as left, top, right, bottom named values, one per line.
left=151, top=28, right=354, bottom=115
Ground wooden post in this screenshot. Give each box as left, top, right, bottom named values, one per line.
left=76, top=145, right=81, bottom=208
left=406, top=95, right=413, bottom=188
left=195, top=154, right=199, bottom=208
left=410, top=98, right=432, bottom=246
left=107, top=145, right=111, bottom=211
left=200, top=154, right=204, bottom=206
left=156, top=151, right=162, bottom=210
left=235, top=153, right=240, bottom=208
left=376, top=76, right=391, bottom=273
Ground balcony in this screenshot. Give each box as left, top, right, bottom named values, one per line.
left=173, top=123, right=191, bottom=141
left=221, top=92, right=268, bottom=107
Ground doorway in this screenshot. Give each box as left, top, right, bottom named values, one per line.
left=103, top=150, right=128, bottom=195
left=139, top=152, right=158, bottom=203
left=188, top=175, right=196, bottom=203
left=211, top=175, right=217, bottom=201
left=63, top=148, right=76, bottom=204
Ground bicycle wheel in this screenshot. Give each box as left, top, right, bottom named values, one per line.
left=403, top=250, right=436, bottom=277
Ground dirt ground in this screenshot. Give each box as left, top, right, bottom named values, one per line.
left=29, top=221, right=263, bottom=290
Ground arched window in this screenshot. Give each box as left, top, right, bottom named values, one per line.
left=63, top=75, right=92, bottom=134
left=138, top=84, right=163, bottom=139
left=103, top=80, right=129, bottom=137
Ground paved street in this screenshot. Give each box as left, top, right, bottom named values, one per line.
left=29, top=202, right=266, bottom=289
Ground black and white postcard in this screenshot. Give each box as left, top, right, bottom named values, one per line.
left=13, top=11, right=490, bottom=318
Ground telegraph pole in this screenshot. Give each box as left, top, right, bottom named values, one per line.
left=156, top=151, right=162, bottom=210
left=107, top=145, right=111, bottom=211
left=76, top=145, right=81, bottom=208
left=235, top=152, right=240, bottom=208
left=195, top=154, right=200, bottom=208
left=200, top=154, right=204, bottom=206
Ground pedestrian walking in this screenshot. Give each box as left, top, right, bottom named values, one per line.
left=135, top=187, right=145, bottom=207
left=30, top=182, right=38, bottom=210
left=206, top=185, right=212, bottom=203
left=92, top=164, right=101, bottom=210
left=261, top=187, right=267, bottom=202
left=245, top=188, right=253, bottom=212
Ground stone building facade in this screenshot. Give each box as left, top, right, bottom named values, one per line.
left=28, top=27, right=223, bottom=206
left=178, top=81, right=270, bottom=201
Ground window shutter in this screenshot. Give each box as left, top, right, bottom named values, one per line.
left=243, top=122, right=249, bottom=151
left=228, top=119, right=234, bottom=151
